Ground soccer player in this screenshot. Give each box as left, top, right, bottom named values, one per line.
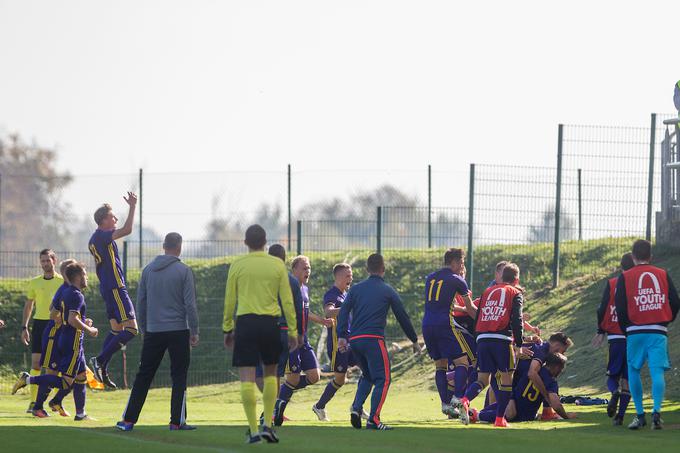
left=13, top=262, right=98, bottom=421
left=487, top=261, right=508, bottom=288
left=38, top=258, right=77, bottom=417
left=312, top=263, right=358, bottom=421
left=614, top=239, right=680, bottom=430
left=421, top=248, right=473, bottom=417
left=223, top=225, right=298, bottom=444
left=453, top=263, right=530, bottom=427
left=20, top=249, right=63, bottom=412
left=478, top=353, right=574, bottom=423
left=273, top=255, right=333, bottom=426
left=337, top=253, right=421, bottom=431
left=592, top=252, right=635, bottom=425
left=88, top=193, right=138, bottom=388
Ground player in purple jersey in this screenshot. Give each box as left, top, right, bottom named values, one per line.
left=274, top=255, right=333, bottom=426
left=422, top=248, right=473, bottom=417
left=312, top=263, right=366, bottom=421
left=87, top=192, right=137, bottom=389
left=13, top=263, right=99, bottom=421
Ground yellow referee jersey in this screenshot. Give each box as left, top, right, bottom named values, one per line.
left=26, top=274, right=64, bottom=320
left=222, top=251, right=297, bottom=336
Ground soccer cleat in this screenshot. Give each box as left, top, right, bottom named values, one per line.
left=259, top=425, right=279, bottom=443
left=75, top=414, right=97, bottom=421
left=49, top=401, right=71, bottom=417
left=101, top=369, right=117, bottom=389
left=607, top=391, right=620, bottom=418
left=12, top=372, right=30, bottom=395
left=628, top=414, right=647, bottom=430
left=89, top=357, right=103, bottom=383
left=540, top=409, right=560, bottom=421
left=366, top=420, right=393, bottom=430
left=350, top=408, right=363, bottom=429
left=312, top=404, right=330, bottom=422
left=246, top=429, right=262, bottom=444
left=651, top=412, right=663, bottom=430
left=441, top=403, right=457, bottom=418
left=361, top=409, right=370, bottom=420
left=26, top=402, right=35, bottom=414
left=169, top=423, right=197, bottom=431
left=32, top=409, right=49, bottom=418
left=494, top=416, right=508, bottom=428
left=116, top=420, right=134, bottom=431
left=458, top=399, right=470, bottom=425
left=469, top=408, right=479, bottom=424
left=273, top=400, right=287, bottom=427
left=613, top=416, right=624, bottom=426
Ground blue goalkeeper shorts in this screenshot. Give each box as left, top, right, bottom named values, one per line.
left=626, top=333, right=669, bottom=371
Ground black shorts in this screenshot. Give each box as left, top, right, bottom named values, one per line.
left=233, top=315, right=282, bottom=367
left=31, top=319, right=50, bottom=354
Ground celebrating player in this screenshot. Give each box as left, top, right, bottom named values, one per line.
left=453, top=263, right=530, bottom=427
left=223, top=225, right=298, bottom=444
left=592, top=252, right=635, bottom=425
left=337, top=253, right=421, bottom=430
left=274, top=255, right=333, bottom=426
left=422, top=248, right=473, bottom=417
left=615, top=240, right=680, bottom=430
left=312, top=263, right=360, bottom=421
left=88, top=193, right=138, bottom=388
left=20, top=249, right=63, bottom=412
left=13, top=262, right=98, bottom=421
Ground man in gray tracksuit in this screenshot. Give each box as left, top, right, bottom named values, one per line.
left=117, top=232, right=199, bottom=431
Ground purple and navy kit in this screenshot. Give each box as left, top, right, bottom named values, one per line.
left=88, top=229, right=135, bottom=322
left=324, top=285, right=356, bottom=373
left=512, top=367, right=559, bottom=421
left=606, top=340, right=628, bottom=379
left=286, top=283, right=318, bottom=373
left=513, top=340, right=550, bottom=386
left=40, top=282, right=69, bottom=371
left=57, top=285, right=87, bottom=377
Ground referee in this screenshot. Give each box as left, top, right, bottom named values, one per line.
left=223, top=225, right=298, bottom=444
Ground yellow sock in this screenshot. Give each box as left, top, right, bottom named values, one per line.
left=262, top=376, right=278, bottom=428
left=240, top=381, right=258, bottom=434
left=29, top=369, right=41, bottom=403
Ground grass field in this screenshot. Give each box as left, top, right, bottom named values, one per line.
left=2, top=361, right=680, bottom=453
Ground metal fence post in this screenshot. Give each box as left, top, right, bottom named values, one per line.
left=553, top=125, right=564, bottom=289
left=646, top=113, right=657, bottom=241
left=467, top=164, right=475, bottom=292
left=138, top=168, right=143, bottom=269
left=377, top=206, right=382, bottom=254
left=577, top=168, right=582, bottom=241
left=123, top=240, right=128, bottom=281
left=428, top=164, right=432, bottom=248
left=296, top=220, right=302, bottom=256
left=288, top=164, right=292, bottom=251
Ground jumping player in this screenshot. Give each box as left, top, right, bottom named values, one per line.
left=615, top=240, right=680, bottom=430
left=13, top=263, right=98, bottom=421
left=88, top=193, right=138, bottom=388
left=274, top=255, right=333, bottom=426
left=20, top=249, right=63, bottom=412
left=592, top=252, right=635, bottom=425
left=337, top=254, right=421, bottom=431
left=453, top=263, right=531, bottom=427
left=421, top=248, right=472, bottom=417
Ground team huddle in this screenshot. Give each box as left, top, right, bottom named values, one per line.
left=9, top=193, right=680, bottom=442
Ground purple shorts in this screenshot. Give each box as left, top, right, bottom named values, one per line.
left=287, top=341, right=319, bottom=374
left=451, top=328, right=476, bottom=363
left=607, top=339, right=627, bottom=380
left=422, top=324, right=458, bottom=361
left=476, top=339, right=516, bottom=373
left=102, top=287, right=136, bottom=323
left=40, top=322, right=62, bottom=371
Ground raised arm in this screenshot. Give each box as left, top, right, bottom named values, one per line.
left=112, top=192, right=137, bottom=240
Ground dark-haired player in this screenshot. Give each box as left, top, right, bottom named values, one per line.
left=615, top=240, right=680, bottom=430
left=592, top=252, right=635, bottom=425
left=13, top=263, right=98, bottom=421
left=274, top=255, right=333, bottom=426
left=88, top=193, right=138, bottom=388
left=454, top=263, right=531, bottom=427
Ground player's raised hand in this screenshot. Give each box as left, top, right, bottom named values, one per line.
left=124, top=192, right=138, bottom=207
left=224, top=332, right=235, bottom=350
left=337, top=337, right=348, bottom=353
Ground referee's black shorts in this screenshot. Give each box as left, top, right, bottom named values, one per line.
left=31, top=319, right=50, bottom=354
left=233, top=314, right=282, bottom=367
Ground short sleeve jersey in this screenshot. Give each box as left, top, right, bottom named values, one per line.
left=324, top=286, right=346, bottom=345
left=26, top=274, right=64, bottom=320
left=423, top=268, right=470, bottom=327
left=300, top=284, right=310, bottom=338
left=514, top=367, right=559, bottom=419
left=60, top=286, right=87, bottom=349
left=88, top=229, right=126, bottom=291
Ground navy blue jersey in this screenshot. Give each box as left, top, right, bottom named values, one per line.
left=513, top=367, right=559, bottom=421
left=59, top=285, right=86, bottom=351
left=50, top=282, right=69, bottom=311
left=337, top=275, right=417, bottom=343
left=324, top=285, right=346, bottom=348
left=423, top=268, right=469, bottom=327
left=88, top=229, right=126, bottom=291
left=515, top=340, right=550, bottom=379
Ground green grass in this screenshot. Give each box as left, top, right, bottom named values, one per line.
left=2, top=369, right=680, bottom=453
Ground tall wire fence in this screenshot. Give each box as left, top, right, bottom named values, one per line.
left=1, top=113, right=678, bottom=393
